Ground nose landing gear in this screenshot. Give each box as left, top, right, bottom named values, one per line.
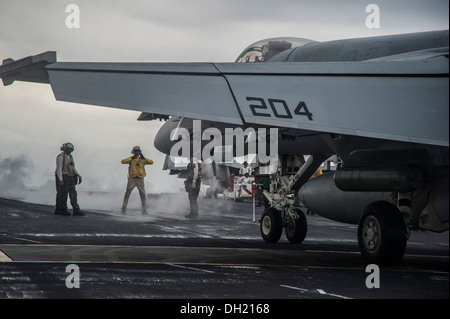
left=260, top=207, right=307, bottom=244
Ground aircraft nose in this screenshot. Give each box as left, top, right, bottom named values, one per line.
left=153, top=119, right=174, bottom=155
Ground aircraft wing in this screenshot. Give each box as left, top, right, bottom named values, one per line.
left=1, top=51, right=448, bottom=146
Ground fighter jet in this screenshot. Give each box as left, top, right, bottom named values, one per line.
left=1, top=30, right=448, bottom=265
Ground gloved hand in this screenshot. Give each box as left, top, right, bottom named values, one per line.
left=78, top=176, right=83, bottom=185
left=140, top=152, right=145, bottom=159
left=191, top=180, right=196, bottom=189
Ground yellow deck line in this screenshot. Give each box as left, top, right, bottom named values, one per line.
left=0, top=249, right=12, bottom=262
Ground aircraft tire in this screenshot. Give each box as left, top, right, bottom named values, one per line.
left=358, top=201, right=407, bottom=265
left=260, top=208, right=283, bottom=243
left=285, top=208, right=307, bottom=244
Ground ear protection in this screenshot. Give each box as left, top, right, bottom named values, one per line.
left=60, top=142, right=75, bottom=151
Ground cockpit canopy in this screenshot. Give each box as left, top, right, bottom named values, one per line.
left=236, top=37, right=315, bottom=63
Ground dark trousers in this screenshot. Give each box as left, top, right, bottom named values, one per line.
left=188, top=190, right=199, bottom=215
left=55, top=175, right=80, bottom=213
left=186, top=179, right=201, bottom=215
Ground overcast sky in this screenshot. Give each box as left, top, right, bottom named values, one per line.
left=0, top=0, right=448, bottom=209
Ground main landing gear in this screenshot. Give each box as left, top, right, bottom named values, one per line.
left=357, top=201, right=407, bottom=265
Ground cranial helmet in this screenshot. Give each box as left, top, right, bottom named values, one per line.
left=132, top=145, right=141, bottom=153
left=61, top=142, right=75, bottom=151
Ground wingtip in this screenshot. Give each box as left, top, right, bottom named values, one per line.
left=2, top=77, right=14, bottom=86
left=0, top=51, right=57, bottom=86
left=2, top=58, right=15, bottom=66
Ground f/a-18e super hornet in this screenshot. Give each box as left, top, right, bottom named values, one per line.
left=1, top=30, right=448, bottom=265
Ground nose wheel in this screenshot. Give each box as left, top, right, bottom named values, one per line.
left=285, top=208, right=307, bottom=244
left=260, top=207, right=307, bottom=244
left=260, top=208, right=283, bottom=243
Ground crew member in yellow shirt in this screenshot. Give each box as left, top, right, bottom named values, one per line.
left=121, top=146, right=154, bottom=215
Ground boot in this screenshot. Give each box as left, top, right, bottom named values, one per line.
left=73, top=209, right=85, bottom=216
left=55, top=209, right=71, bottom=216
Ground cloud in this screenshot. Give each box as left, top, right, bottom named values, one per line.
left=0, top=155, right=33, bottom=199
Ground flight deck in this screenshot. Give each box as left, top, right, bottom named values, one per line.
left=0, top=195, right=447, bottom=301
